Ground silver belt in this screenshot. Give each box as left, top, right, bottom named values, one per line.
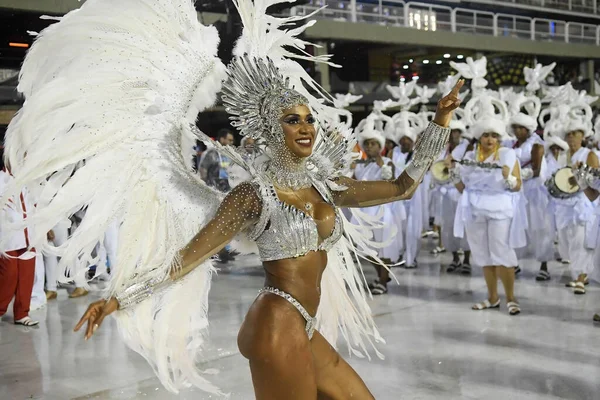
left=259, top=286, right=316, bottom=340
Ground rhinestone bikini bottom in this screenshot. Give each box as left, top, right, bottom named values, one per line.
left=258, top=286, right=317, bottom=340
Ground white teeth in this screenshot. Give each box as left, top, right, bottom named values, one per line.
left=296, top=139, right=310, bottom=144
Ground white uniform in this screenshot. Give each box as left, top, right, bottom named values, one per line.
left=508, top=135, right=554, bottom=263
left=552, top=147, right=595, bottom=280
left=432, top=140, right=471, bottom=253
left=354, top=157, right=405, bottom=262
left=454, top=148, right=527, bottom=268
left=44, top=218, right=71, bottom=292
left=391, top=147, right=425, bottom=266
left=97, top=220, right=120, bottom=276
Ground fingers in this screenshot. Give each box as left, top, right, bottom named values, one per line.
left=74, top=307, right=94, bottom=332
left=450, top=79, right=465, bottom=96
left=85, top=313, right=97, bottom=340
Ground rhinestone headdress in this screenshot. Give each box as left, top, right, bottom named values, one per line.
left=222, top=55, right=308, bottom=144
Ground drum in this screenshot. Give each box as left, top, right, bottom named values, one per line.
left=546, top=167, right=579, bottom=199
left=431, top=160, right=450, bottom=184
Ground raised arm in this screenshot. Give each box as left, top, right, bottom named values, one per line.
left=75, top=181, right=262, bottom=339
left=333, top=80, right=464, bottom=208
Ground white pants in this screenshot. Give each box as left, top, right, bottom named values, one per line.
left=465, top=215, right=517, bottom=268
left=440, top=195, right=470, bottom=253
left=522, top=202, right=554, bottom=263
left=44, top=223, right=70, bottom=292
left=31, top=253, right=47, bottom=308
left=557, top=224, right=594, bottom=280
left=97, top=221, right=119, bottom=274
left=403, top=200, right=422, bottom=265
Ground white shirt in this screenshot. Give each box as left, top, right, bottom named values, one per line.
left=0, top=170, right=35, bottom=253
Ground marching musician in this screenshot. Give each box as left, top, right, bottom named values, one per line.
left=551, top=127, right=599, bottom=295
left=353, top=126, right=404, bottom=295
left=453, top=118, right=525, bottom=315
left=432, top=120, right=472, bottom=273
left=508, top=114, right=554, bottom=281
left=390, top=129, right=425, bottom=269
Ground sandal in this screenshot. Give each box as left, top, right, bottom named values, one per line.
left=370, top=283, right=388, bottom=295
left=447, top=261, right=461, bottom=272
left=535, top=270, right=551, bottom=282
left=15, top=316, right=39, bottom=326
left=460, top=263, right=472, bottom=275
left=507, top=302, right=521, bottom=316
left=472, top=299, right=500, bottom=310
left=430, top=246, right=446, bottom=255
left=574, top=282, right=586, bottom=295
left=367, top=279, right=379, bottom=290
left=562, top=259, right=571, bottom=264
left=566, top=278, right=590, bottom=287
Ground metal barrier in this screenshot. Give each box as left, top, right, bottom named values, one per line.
left=453, top=8, right=495, bottom=35
left=292, top=0, right=600, bottom=45
left=494, top=13, right=532, bottom=40
left=468, top=0, right=598, bottom=16
left=566, top=21, right=598, bottom=44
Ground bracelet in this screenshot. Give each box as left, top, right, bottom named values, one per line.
left=115, top=274, right=168, bottom=309
left=405, top=122, right=450, bottom=181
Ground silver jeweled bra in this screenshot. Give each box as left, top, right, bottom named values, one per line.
left=247, top=177, right=343, bottom=261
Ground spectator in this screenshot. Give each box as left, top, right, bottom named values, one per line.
left=199, top=128, right=235, bottom=192
left=0, top=151, right=39, bottom=326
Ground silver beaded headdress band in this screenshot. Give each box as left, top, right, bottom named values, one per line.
left=222, top=55, right=308, bottom=145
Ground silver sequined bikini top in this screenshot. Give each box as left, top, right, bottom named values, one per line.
left=246, top=178, right=344, bottom=262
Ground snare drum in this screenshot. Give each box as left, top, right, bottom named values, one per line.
left=546, top=167, right=580, bottom=199
left=431, top=160, right=450, bottom=184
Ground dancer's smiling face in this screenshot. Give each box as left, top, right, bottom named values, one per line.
left=280, top=105, right=316, bottom=158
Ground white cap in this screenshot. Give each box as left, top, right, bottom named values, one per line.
left=471, top=117, right=509, bottom=141
left=509, top=112, right=538, bottom=136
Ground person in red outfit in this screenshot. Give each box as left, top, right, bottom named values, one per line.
left=0, top=152, right=38, bottom=326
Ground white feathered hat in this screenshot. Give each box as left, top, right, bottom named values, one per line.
left=449, top=120, right=467, bottom=133
left=509, top=112, right=538, bottom=134
left=539, top=82, right=597, bottom=139
left=390, top=110, right=426, bottom=144
left=544, top=133, right=569, bottom=152
left=470, top=117, right=509, bottom=141
left=464, top=91, right=510, bottom=141
left=356, top=114, right=386, bottom=150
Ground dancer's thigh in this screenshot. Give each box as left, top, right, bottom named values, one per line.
left=311, top=331, right=375, bottom=400
left=240, top=295, right=318, bottom=399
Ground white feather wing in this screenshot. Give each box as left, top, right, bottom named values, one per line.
left=2, top=0, right=230, bottom=394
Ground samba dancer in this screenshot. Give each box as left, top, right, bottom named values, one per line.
left=1, top=0, right=464, bottom=397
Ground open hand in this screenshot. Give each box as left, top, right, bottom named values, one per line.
left=74, top=297, right=119, bottom=340
left=433, top=79, right=465, bottom=128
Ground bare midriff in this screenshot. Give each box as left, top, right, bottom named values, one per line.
left=263, top=250, right=328, bottom=317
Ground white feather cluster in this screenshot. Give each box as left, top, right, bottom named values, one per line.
left=2, top=0, right=229, bottom=394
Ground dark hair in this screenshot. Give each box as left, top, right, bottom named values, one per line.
left=216, top=129, right=233, bottom=140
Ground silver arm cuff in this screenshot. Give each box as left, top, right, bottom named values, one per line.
left=115, top=273, right=169, bottom=310
left=405, top=122, right=451, bottom=182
